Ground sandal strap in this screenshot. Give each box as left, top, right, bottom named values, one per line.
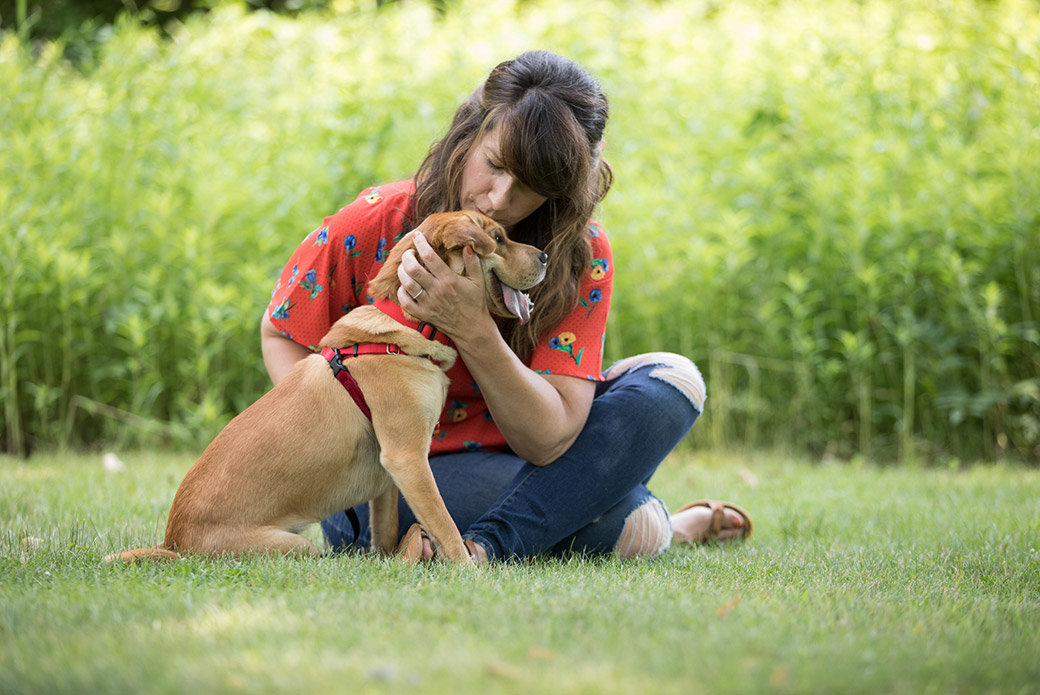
left=706, top=500, right=725, bottom=540
left=395, top=523, right=426, bottom=563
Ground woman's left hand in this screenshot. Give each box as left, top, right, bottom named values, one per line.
left=396, top=231, right=493, bottom=341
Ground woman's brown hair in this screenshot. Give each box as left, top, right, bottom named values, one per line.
left=411, top=50, right=613, bottom=360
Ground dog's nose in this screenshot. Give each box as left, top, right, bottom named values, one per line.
left=538, top=252, right=548, bottom=266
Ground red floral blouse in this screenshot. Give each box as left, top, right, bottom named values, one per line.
left=267, top=180, right=614, bottom=456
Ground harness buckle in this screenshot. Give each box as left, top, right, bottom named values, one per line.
left=327, top=349, right=347, bottom=377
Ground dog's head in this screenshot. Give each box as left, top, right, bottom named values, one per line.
left=368, top=211, right=547, bottom=323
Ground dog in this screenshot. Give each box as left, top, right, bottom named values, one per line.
left=105, top=210, right=547, bottom=565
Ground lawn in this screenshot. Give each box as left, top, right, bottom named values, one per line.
left=1, top=449, right=1038, bottom=694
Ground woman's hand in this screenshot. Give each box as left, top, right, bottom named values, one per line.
left=395, top=231, right=494, bottom=342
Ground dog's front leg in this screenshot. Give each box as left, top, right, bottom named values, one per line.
left=368, top=484, right=400, bottom=556
left=380, top=453, right=471, bottom=564
left=364, top=376, right=471, bottom=566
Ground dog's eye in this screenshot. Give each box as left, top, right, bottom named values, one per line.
left=495, top=234, right=504, bottom=244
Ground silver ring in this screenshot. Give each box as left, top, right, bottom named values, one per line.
left=411, top=287, right=425, bottom=301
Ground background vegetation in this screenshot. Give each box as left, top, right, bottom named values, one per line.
left=2, top=0, right=1038, bottom=461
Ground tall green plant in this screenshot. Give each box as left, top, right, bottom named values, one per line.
left=1, top=0, right=1038, bottom=461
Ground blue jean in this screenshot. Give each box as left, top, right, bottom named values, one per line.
left=321, top=353, right=705, bottom=560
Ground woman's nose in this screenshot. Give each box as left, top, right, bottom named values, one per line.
left=488, top=176, right=513, bottom=210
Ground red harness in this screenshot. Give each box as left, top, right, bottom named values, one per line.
left=321, top=299, right=453, bottom=421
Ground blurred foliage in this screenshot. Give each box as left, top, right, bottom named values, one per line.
left=2, top=0, right=1038, bottom=462
left=0, top=0, right=205, bottom=39
left=0, top=0, right=333, bottom=35
left=0, top=0, right=340, bottom=65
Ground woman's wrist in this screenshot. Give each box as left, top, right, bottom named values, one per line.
left=443, top=307, right=499, bottom=349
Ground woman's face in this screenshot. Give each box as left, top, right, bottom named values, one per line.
left=458, top=128, right=547, bottom=231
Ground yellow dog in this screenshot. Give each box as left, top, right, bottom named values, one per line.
left=106, top=211, right=546, bottom=565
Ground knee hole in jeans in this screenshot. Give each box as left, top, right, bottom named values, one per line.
left=614, top=498, right=672, bottom=560
left=604, top=352, right=706, bottom=413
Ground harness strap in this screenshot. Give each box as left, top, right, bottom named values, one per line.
left=322, top=302, right=448, bottom=542
left=321, top=303, right=449, bottom=420
left=416, top=322, right=439, bottom=342
left=344, top=507, right=361, bottom=541
left=346, top=343, right=403, bottom=358
left=321, top=346, right=372, bottom=421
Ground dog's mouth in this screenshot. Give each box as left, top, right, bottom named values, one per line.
left=500, top=282, right=534, bottom=324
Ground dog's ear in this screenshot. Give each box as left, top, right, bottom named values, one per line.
left=366, top=233, right=415, bottom=302
left=438, top=211, right=498, bottom=256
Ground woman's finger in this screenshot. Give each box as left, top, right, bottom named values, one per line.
left=398, top=249, right=431, bottom=290
left=411, top=231, right=452, bottom=280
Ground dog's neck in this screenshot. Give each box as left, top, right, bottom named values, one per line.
left=370, top=297, right=453, bottom=347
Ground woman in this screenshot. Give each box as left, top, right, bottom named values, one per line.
left=261, top=50, right=750, bottom=563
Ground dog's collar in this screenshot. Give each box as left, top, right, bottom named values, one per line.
left=371, top=297, right=453, bottom=347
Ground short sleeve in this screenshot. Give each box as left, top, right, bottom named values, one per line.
left=267, top=181, right=415, bottom=350
left=529, top=221, right=613, bottom=381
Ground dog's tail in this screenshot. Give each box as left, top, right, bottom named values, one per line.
left=104, top=546, right=181, bottom=563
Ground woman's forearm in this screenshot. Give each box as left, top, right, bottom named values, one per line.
left=451, top=326, right=595, bottom=467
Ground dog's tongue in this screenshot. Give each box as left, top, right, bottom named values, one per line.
left=501, top=283, right=533, bottom=324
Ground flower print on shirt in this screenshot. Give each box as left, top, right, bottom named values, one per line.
left=300, top=269, right=323, bottom=301
left=376, top=238, right=388, bottom=263
left=581, top=288, right=603, bottom=318
left=446, top=400, right=468, bottom=423
left=326, top=262, right=337, bottom=291
left=312, top=226, right=329, bottom=247
left=272, top=298, right=295, bottom=320
left=344, top=235, right=362, bottom=257
left=549, top=331, right=584, bottom=366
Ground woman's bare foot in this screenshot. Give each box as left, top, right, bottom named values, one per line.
left=398, top=524, right=489, bottom=564
left=670, top=502, right=749, bottom=544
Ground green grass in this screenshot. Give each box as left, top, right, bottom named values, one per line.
left=2, top=450, right=1038, bottom=694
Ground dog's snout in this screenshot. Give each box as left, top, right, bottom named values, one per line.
left=537, top=251, right=548, bottom=266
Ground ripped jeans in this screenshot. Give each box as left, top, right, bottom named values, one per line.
left=321, top=353, right=705, bottom=561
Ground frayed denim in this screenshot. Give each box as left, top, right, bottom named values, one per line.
left=321, top=352, right=704, bottom=560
